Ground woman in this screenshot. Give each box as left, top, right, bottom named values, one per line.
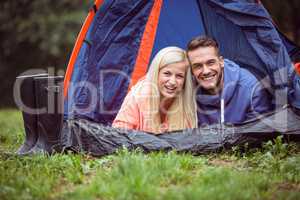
left=112, top=47, right=197, bottom=134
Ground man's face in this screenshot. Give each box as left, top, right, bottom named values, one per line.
left=188, top=46, right=224, bottom=94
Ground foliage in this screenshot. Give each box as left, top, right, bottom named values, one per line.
left=0, top=109, right=24, bottom=151
left=0, top=0, right=89, bottom=67
left=0, top=0, right=90, bottom=107
left=0, top=110, right=300, bottom=200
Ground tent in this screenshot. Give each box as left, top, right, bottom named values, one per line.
left=16, top=0, right=300, bottom=156
left=61, top=106, right=300, bottom=157
left=63, top=0, right=300, bottom=125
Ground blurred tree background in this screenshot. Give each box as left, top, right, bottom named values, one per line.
left=0, top=0, right=89, bottom=107
left=0, top=0, right=299, bottom=108
left=261, top=0, right=300, bottom=44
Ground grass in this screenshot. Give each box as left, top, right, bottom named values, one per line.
left=0, top=109, right=300, bottom=200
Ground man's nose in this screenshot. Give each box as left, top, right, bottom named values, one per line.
left=202, top=65, right=210, bottom=75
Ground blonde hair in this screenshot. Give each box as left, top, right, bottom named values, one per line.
left=143, top=46, right=197, bottom=133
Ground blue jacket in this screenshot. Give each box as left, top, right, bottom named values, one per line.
left=196, top=59, right=272, bottom=126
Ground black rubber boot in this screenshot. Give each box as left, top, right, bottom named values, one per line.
left=28, top=76, right=64, bottom=154
left=15, top=74, right=48, bottom=155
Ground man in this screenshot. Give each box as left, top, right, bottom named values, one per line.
left=186, top=36, right=272, bottom=126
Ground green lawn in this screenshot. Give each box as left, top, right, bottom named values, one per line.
left=0, top=109, right=300, bottom=200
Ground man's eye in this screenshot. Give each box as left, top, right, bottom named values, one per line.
left=193, top=64, right=202, bottom=69
left=207, top=60, right=216, bottom=66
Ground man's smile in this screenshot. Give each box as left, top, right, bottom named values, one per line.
left=201, top=73, right=217, bottom=81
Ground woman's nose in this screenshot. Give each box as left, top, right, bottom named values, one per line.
left=169, top=75, right=176, bottom=84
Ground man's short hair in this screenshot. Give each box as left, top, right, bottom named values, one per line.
left=186, top=36, right=220, bottom=56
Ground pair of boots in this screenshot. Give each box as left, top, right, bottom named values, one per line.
left=15, top=74, right=64, bottom=155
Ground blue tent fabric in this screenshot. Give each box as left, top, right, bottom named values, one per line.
left=150, top=0, right=205, bottom=60
left=199, top=0, right=291, bottom=90
left=64, top=0, right=300, bottom=125
left=198, top=0, right=267, bottom=80
left=65, top=0, right=154, bottom=124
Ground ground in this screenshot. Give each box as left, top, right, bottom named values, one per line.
left=0, top=109, right=300, bottom=200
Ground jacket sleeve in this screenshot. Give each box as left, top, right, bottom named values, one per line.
left=246, top=83, right=272, bottom=120
left=112, top=89, right=140, bottom=130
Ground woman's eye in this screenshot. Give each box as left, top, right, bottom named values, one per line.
left=164, top=71, right=171, bottom=75
left=176, top=74, right=184, bottom=79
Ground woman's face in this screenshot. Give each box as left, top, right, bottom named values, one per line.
left=158, top=61, right=187, bottom=99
